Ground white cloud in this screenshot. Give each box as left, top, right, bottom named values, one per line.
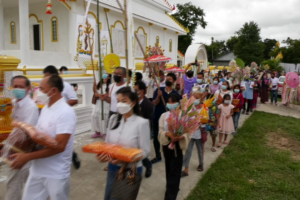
left=170, top=0, right=300, bottom=45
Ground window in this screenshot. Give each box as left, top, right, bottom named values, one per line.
left=169, top=39, right=172, bottom=52
left=156, top=36, right=159, bottom=45
left=51, top=17, right=58, bottom=42
left=10, top=22, right=16, bottom=44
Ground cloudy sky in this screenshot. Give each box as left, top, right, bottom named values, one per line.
left=170, top=0, right=300, bottom=46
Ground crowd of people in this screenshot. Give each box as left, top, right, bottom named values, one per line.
left=1, top=63, right=283, bottom=200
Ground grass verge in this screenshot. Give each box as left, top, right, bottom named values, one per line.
left=187, top=111, right=300, bottom=200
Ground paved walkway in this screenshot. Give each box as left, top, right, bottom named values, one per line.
left=0, top=102, right=298, bottom=200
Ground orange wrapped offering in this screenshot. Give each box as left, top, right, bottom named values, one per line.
left=0, top=97, right=14, bottom=142
left=11, top=121, right=58, bottom=148
left=82, top=142, right=143, bottom=163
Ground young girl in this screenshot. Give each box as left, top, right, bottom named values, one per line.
left=207, top=95, right=220, bottom=152
left=158, top=93, right=190, bottom=200
left=91, top=74, right=111, bottom=139
left=232, top=85, right=244, bottom=134
left=217, top=94, right=235, bottom=147
left=181, top=91, right=206, bottom=177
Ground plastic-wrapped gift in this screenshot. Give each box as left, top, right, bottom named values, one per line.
left=0, top=97, right=13, bottom=142
left=82, top=142, right=143, bottom=163
left=11, top=121, right=58, bottom=148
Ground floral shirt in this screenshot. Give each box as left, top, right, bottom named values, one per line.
left=208, top=105, right=220, bottom=128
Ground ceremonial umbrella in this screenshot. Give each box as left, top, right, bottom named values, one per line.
left=143, top=55, right=172, bottom=63
left=165, top=66, right=185, bottom=73
left=286, top=72, right=299, bottom=88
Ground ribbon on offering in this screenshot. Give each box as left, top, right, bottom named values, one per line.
left=11, top=121, right=58, bottom=148
left=82, top=142, right=143, bottom=163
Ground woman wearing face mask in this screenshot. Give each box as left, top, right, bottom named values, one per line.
left=241, top=78, right=255, bottom=115
left=91, top=74, right=111, bottom=139
left=209, top=77, right=221, bottom=98
left=217, top=94, right=234, bottom=147
left=232, top=85, right=244, bottom=134
left=251, top=76, right=261, bottom=110
left=214, top=81, right=233, bottom=105
left=181, top=91, right=206, bottom=177
left=260, top=72, right=271, bottom=104
left=96, top=87, right=150, bottom=200
left=158, top=93, right=190, bottom=200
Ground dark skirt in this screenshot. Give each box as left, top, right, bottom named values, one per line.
left=260, top=87, right=269, bottom=103
left=252, top=90, right=259, bottom=109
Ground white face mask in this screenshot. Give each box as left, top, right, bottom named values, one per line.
left=36, top=89, right=52, bottom=105
left=224, top=100, right=231, bottom=104
left=117, top=102, right=133, bottom=114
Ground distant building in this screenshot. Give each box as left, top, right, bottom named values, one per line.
left=213, top=52, right=236, bottom=66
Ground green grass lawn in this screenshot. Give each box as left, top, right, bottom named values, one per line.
left=187, top=111, right=300, bottom=200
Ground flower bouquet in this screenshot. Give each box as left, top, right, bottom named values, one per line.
left=232, top=67, right=244, bottom=83
left=166, top=96, right=202, bottom=151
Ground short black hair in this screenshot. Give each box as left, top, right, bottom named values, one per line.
left=47, top=75, right=64, bottom=92
left=167, top=72, right=177, bottom=81
left=233, top=84, right=241, bottom=93
left=128, top=70, right=132, bottom=77
left=135, top=81, right=146, bottom=92
left=136, top=72, right=143, bottom=81
left=115, top=67, right=126, bottom=75
left=197, top=72, right=204, bottom=77
left=43, top=65, right=59, bottom=75
left=11, top=75, right=30, bottom=87
left=223, top=94, right=231, bottom=102
left=60, top=66, right=68, bottom=72
left=168, top=93, right=180, bottom=103
left=186, top=70, right=194, bottom=78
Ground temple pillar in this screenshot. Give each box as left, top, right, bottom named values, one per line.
left=19, top=0, right=30, bottom=65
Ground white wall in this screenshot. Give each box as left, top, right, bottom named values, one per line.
left=4, top=6, right=20, bottom=50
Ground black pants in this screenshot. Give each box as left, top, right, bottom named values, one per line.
left=243, top=99, right=252, bottom=112
left=153, top=120, right=161, bottom=160
left=163, top=143, right=183, bottom=200
left=142, top=158, right=152, bottom=169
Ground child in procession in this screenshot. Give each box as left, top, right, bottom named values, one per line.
left=217, top=94, right=235, bottom=147
left=181, top=91, right=206, bottom=177
left=232, top=85, right=244, bottom=134
left=206, top=96, right=220, bottom=152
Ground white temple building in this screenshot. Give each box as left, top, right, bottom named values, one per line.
left=0, top=0, right=188, bottom=69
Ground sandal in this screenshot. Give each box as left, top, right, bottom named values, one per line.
left=223, top=141, right=228, bottom=145
left=211, top=147, right=216, bottom=152
left=197, top=165, right=203, bottom=172
left=103, top=166, right=108, bottom=171
left=181, top=171, right=189, bottom=177
left=217, top=143, right=222, bottom=148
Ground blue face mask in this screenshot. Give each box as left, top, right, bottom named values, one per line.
left=213, top=81, right=218, bottom=85
left=197, top=79, right=203, bottom=84
left=102, top=74, right=108, bottom=79
left=124, top=78, right=127, bottom=82
left=221, top=85, right=227, bottom=90
left=166, top=103, right=179, bottom=111
left=234, top=89, right=240, bottom=93
left=194, top=99, right=200, bottom=106
left=12, top=88, right=26, bottom=100
left=63, top=71, right=68, bottom=74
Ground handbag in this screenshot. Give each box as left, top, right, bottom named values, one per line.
left=232, top=98, right=240, bottom=113
left=111, top=163, right=142, bottom=200
left=216, top=93, right=223, bottom=105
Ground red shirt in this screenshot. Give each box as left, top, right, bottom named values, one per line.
left=233, top=93, right=244, bottom=109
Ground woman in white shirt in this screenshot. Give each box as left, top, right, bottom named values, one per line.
left=214, top=81, right=233, bottom=104
left=91, top=74, right=111, bottom=139
left=96, top=87, right=151, bottom=200
left=158, top=93, right=190, bottom=200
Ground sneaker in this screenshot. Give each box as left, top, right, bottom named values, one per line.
left=145, top=168, right=152, bottom=178
left=232, top=131, right=237, bottom=135
left=181, top=171, right=189, bottom=177
left=151, top=158, right=162, bottom=164
left=91, top=132, right=101, bottom=138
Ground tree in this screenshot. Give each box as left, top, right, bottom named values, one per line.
left=262, top=59, right=284, bottom=73
left=233, top=21, right=265, bottom=66
left=270, top=37, right=300, bottom=64
left=262, top=38, right=277, bottom=60
left=205, top=39, right=228, bottom=62
left=226, top=36, right=238, bottom=52
left=172, top=2, right=207, bottom=54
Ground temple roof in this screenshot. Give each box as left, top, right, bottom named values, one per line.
left=94, top=0, right=187, bottom=35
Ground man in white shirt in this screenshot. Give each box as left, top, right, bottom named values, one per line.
left=270, top=73, right=279, bottom=105
left=10, top=75, right=76, bottom=200
left=3, top=76, right=39, bottom=200
left=99, top=67, right=127, bottom=117
left=43, top=65, right=78, bottom=106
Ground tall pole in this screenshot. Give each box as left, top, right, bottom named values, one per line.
left=96, top=0, right=104, bottom=120
left=104, top=9, right=113, bottom=54
left=124, top=0, right=129, bottom=86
